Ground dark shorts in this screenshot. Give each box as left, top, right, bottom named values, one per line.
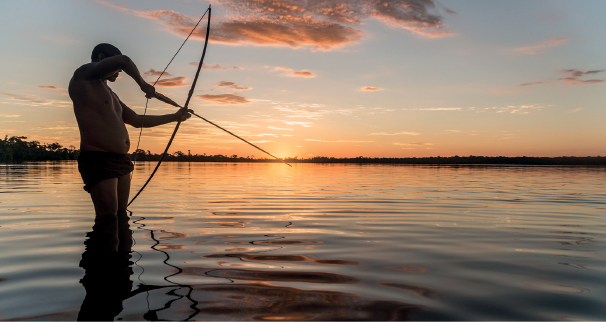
left=78, top=151, right=134, bottom=193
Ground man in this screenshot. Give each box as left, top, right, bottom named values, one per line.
left=69, top=43, right=191, bottom=246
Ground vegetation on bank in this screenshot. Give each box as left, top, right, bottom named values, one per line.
left=1, top=136, right=78, bottom=163
left=2, top=136, right=606, bottom=165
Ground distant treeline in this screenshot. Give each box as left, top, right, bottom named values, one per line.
left=2, top=136, right=606, bottom=165
left=1, top=136, right=79, bottom=163
left=131, top=149, right=606, bottom=165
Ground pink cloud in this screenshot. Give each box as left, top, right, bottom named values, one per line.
left=558, top=77, right=604, bottom=86
left=519, top=81, right=550, bottom=87
left=190, top=63, right=244, bottom=70
left=144, top=69, right=172, bottom=77
left=153, top=76, right=189, bottom=87
left=275, top=67, right=293, bottom=71
left=38, top=86, right=63, bottom=90
left=361, top=86, right=383, bottom=91
left=558, top=69, right=605, bottom=77
left=514, top=38, right=567, bottom=55
left=289, top=71, right=315, bottom=78
left=99, top=0, right=454, bottom=51
left=197, top=93, right=250, bottom=104
left=216, top=81, right=251, bottom=90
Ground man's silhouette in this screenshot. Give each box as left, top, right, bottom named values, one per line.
left=69, top=43, right=191, bottom=243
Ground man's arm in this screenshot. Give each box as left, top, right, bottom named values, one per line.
left=86, top=55, right=155, bottom=98
left=121, top=100, right=192, bottom=128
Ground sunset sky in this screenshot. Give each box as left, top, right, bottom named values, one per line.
left=1, top=0, right=605, bottom=158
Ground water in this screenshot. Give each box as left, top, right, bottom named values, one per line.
left=1, top=162, right=605, bottom=320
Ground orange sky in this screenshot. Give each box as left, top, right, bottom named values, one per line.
left=1, top=0, right=605, bottom=158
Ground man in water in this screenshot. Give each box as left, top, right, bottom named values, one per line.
left=69, top=43, right=191, bottom=244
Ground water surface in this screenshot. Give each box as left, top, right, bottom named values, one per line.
left=1, top=162, right=605, bottom=320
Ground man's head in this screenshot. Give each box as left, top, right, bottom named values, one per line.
left=91, top=43, right=122, bottom=62
left=91, top=43, right=122, bottom=82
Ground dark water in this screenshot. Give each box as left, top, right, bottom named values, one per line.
left=0, top=162, right=605, bottom=320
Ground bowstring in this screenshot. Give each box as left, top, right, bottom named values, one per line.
left=131, top=8, right=210, bottom=179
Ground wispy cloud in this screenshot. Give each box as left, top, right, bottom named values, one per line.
left=38, top=126, right=78, bottom=130
left=558, top=69, right=605, bottom=77
left=558, top=77, right=604, bottom=86
left=305, top=139, right=373, bottom=143
left=275, top=67, right=292, bottom=71
left=514, top=38, right=567, bottom=55
left=361, top=86, right=383, bottom=91
left=393, top=142, right=433, bottom=146
left=38, top=86, right=64, bottom=90
left=268, top=126, right=293, bottom=131
left=0, top=114, right=20, bottom=117
left=369, top=131, right=420, bottom=136
left=216, top=81, right=251, bottom=90
left=520, top=69, right=605, bottom=87
left=0, top=91, right=71, bottom=108
left=289, top=71, right=315, bottom=78
left=283, top=121, right=314, bottom=127
left=154, top=76, right=189, bottom=87
left=568, top=108, right=582, bottom=113
left=99, top=0, right=453, bottom=51
left=519, top=81, right=551, bottom=87
left=144, top=69, right=172, bottom=77
left=275, top=106, right=324, bottom=119
left=190, top=62, right=244, bottom=70
left=493, top=104, right=546, bottom=114
left=197, top=93, right=250, bottom=104
left=402, top=107, right=461, bottom=111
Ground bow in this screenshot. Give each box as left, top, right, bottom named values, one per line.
left=128, top=5, right=211, bottom=207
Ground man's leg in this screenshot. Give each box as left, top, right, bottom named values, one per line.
left=116, top=173, right=133, bottom=251
left=89, top=178, right=120, bottom=251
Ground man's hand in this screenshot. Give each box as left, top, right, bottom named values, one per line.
left=175, top=109, right=193, bottom=122
left=140, top=82, right=156, bottom=99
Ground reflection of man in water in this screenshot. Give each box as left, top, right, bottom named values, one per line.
left=78, top=214, right=133, bottom=321
left=69, top=43, right=191, bottom=238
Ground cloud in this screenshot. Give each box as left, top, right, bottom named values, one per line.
left=369, top=131, right=420, bottom=136
left=191, top=63, right=244, bottom=70
left=402, top=107, right=461, bottom=111
left=38, top=126, right=78, bottom=130
left=289, top=71, right=315, bottom=77
left=0, top=114, right=19, bottom=117
left=492, top=104, right=547, bottom=114
left=154, top=76, right=189, bottom=87
left=514, top=38, right=567, bottom=55
left=268, top=126, right=293, bottom=131
left=305, top=139, right=373, bottom=143
left=283, top=121, right=314, bottom=127
left=197, top=93, right=250, bottom=104
left=393, top=142, right=433, bottom=146
left=99, top=0, right=453, bottom=51
left=361, top=86, right=383, bottom=91
left=144, top=69, right=172, bottom=77
left=558, top=77, right=604, bottom=86
left=519, top=81, right=551, bottom=86
left=38, top=86, right=63, bottom=90
left=558, top=69, right=605, bottom=77
left=275, top=67, right=292, bottom=71
left=275, top=106, right=324, bottom=119
left=568, top=108, right=582, bottom=113
left=216, top=81, right=251, bottom=90
left=0, top=91, right=71, bottom=108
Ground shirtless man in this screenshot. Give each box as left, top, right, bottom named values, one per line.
left=69, top=43, right=191, bottom=248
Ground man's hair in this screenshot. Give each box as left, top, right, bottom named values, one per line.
left=91, top=43, right=122, bottom=61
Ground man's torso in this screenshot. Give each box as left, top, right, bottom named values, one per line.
left=69, top=64, right=130, bottom=154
